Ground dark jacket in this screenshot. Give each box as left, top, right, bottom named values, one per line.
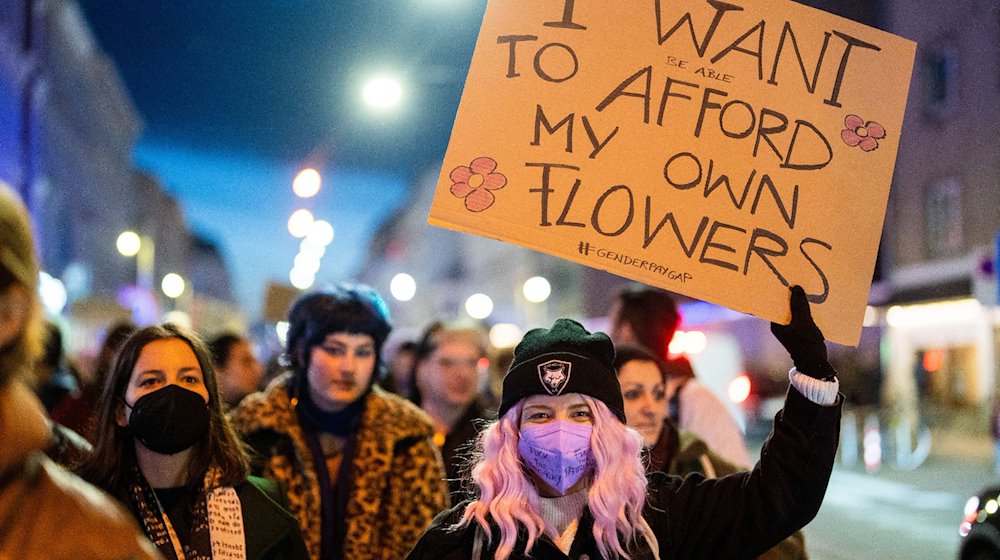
left=440, top=400, right=495, bottom=503
left=405, top=386, right=840, bottom=560
left=111, top=474, right=308, bottom=560
left=237, top=476, right=311, bottom=560
left=648, top=419, right=808, bottom=560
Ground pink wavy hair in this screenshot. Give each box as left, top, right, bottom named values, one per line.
left=455, top=395, right=659, bottom=560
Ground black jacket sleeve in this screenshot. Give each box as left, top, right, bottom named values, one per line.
left=645, top=385, right=841, bottom=559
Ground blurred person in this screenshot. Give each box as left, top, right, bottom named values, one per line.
left=615, top=343, right=808, bottom=560
left=230, top=284, right=450, bottom=560
left=209, top=332, right=264, bottom=408
left=665, top=354, right=752, bottom=467
left=406, top=290, right=841, bottom=559
left=411, top=320, right=495, bottom=502
left=609, top=283, right=752, bottom=468
left=0, top=181, right=161, bottom=559
left=78, top=323, right=309, bottom=559
left=34, top=320, right=81, bottom=411
left=260, top=350, right=288, bottom=391
left=32, top=320, right=93, bottom=467
left=383, top=339, right=418, bottom=400
left=486, top=345, right=515, bottom=409
left=51, top=321, right=138, bottom=442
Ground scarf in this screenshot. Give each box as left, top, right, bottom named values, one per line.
left=128, top=464, right=247, bottom=560
left=296, top=387, right=368, bottom=560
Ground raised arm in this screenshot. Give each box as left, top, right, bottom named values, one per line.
left=646, top=285, right=842, bottom=559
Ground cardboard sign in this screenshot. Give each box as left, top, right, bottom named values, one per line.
left=429, top=0, right=916, bottom=345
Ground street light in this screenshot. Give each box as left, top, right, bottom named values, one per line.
left=489, top=323, right=522, bottom=349
left=161, top=273, right=186, bottom=299
left=116, top=231, right=140, bottom=256
left=293, top=168, right=321, bottom=198
left=362, top=75, right=403, bottom=109
left=522, top=275, right=551, bottom=327
left=307, top=220, right=334, bottom=246
left=288, top=209, right=314, bottom=238
left=289, top=267, right=315, bottom=290
left=522, top=276, right=551, bottom=303
left=390, top=273, right=416, bottom=302
left=465, top=293, right=493, bottom=320
left=117, top=230, right=155, bottom=291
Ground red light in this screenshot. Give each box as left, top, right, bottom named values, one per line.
left=728, top=374, right=751, bottom=404
left=923, top=349, right=944, bottom=373
left=477, top=357, right=490, bottom=370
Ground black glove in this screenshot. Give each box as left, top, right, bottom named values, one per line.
left=770, top=285, right=837, bottom=380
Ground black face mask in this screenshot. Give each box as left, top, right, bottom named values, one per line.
left=125, top=384, right=210, bottom=455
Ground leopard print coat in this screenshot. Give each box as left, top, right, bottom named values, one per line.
left=229, top=373, right=450, bottom=560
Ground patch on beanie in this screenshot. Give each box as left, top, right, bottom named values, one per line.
left=538, top=359, right=571, bottom=394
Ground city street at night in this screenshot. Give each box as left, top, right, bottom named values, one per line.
left=758, top=433, right=994, bottom=559
left=2, top=0, right=1000, bottom=558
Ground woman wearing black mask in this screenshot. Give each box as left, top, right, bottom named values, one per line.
left=78, top=323, right=308, bottom=560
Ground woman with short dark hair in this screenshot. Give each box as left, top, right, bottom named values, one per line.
left=230, top=284, right=450, bottom=560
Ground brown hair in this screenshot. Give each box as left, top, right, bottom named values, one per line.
left=77, top=324, right=250, bottom=492
left=410, top=319, right=487, bottom=405
left=610, top=284, right=680, bottom=362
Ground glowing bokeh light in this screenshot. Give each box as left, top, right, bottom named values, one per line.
left=293, top=168, right=321, bottom=198
left=276, top=321, right=290, bottom=345
left=289, top=267, right=315, bottom=290
left=294, top=252, right=321, bottom=275
left=362, top=76, right=403, bottom=109
left=299, top=237, right=326, bottom=259
left=489, top=323, right=523, bottom=349
left=522, top=276, right=551, bottom=303
left=465, top=293, right=493, bottom=320
left=161, top=273, right=186, bottom=299
left=307, top=220, right=335, bottom=247
left=287, top=209, right=314, bottom=238
left=728, top=374, right=752, bottom=404
left=668, top=330, right=708, bottom=355
left=116, top=231, right=141, bottom=256
left=38, top=271, right=67, bottom=315
left=162, top=310, right=192, bottom=329
left=389, top=273, right=416, bottom=302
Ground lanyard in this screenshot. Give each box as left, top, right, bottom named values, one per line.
left=152, top=492, right=188, bottom=560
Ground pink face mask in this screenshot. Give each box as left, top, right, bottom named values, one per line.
left=517, top=420, right=595, bottom=495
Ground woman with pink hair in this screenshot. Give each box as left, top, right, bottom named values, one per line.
left=406, top=286, right=841, bottom=560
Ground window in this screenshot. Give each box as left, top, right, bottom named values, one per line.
left=925, top=178, right=963, bottom=257
left=921, top=43, right=959, bottom=117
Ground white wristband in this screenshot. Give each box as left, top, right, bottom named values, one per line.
left=788, top=368, right=839, bottom=406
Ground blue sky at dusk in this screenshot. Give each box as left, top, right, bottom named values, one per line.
left=78, top=1, right=487, bottom=319
left=133, top=141, right=408, bottom=317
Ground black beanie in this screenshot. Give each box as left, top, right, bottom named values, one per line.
left=499, top=318, right=625, bottom=422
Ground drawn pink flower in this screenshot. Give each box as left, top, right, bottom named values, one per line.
left=450, top=157, right=507, bottom=212
left=841, top=114, right=886, bottom=152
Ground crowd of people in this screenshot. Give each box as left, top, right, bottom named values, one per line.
left=0, top=179, right=842, bottom=559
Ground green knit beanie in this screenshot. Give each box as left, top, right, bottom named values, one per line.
left=499, top=318, right=625, bottom=422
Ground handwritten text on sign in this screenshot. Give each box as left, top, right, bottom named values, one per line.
left=429, top=0, right=916, bottom=345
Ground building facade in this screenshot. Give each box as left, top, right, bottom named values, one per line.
left=0, top=0, right=243, bottom=355
left=874, top=0, right=1000, bottom=441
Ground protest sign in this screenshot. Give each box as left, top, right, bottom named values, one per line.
left=428, top=0, right=916, bottom=345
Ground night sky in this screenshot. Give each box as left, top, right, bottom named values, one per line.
left=77, top=1, right=488, bottom=318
